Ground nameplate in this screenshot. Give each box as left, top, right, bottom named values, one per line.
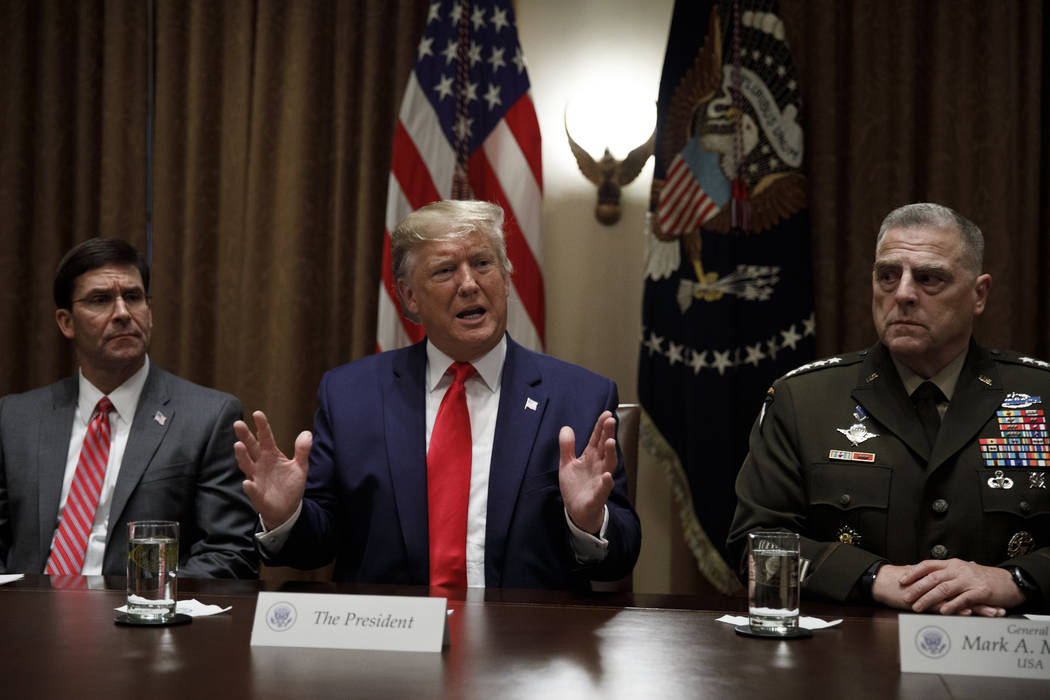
left=250, top=592, right=448, bottom=652
left=899, top=613, right=1050, bottom=679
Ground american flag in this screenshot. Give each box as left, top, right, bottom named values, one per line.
left=658, top=145, right=728, bottom=237
left=377, top=0, right=544, bottom=352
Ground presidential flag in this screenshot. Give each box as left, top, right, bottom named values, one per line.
left=639, top=0, right=815, bottom=593
left=378, top=0, right=544, bottom=352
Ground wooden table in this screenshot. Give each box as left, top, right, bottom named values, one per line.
left=1, top=575, right=1043, bottom=698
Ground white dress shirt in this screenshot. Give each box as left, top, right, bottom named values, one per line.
left=52, top=356, right=150, bottom=575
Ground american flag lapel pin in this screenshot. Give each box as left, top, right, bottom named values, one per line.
left=525, top=397, right=538, bottom=412
left=153, top=410, right=167, bottom=426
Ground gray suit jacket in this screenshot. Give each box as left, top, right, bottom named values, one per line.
left=0, top=365, right=258, bottom=578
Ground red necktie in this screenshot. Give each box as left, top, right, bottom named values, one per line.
left=46, top=397, right=114, bottom=575
left=427, top=362, right=476, bottom=588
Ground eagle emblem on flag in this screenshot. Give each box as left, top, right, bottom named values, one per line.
left=649, top=4, right=806, bottom=311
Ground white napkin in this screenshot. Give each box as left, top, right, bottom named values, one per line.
left=115, top=598, right=232, bottom=617
left=0, top=574, right=24, bottom=585
left=716, top=614, right=842, bottom=630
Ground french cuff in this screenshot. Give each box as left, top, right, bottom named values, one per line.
left=565, top=505, right=610, bottom=564
left=254, top=500, right=303, bottom=556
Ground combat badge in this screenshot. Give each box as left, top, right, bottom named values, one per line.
left=1031, top=472, right=1047, bottom=489
left=837, top=525, right=861, bottom=546
left=838, top=424, right=878, bottom=447
left=1007, top=531, right=1035, bottom=558
left=1002, top=392, right=1042, bottom=409
left=987, top=470, right=1014, bottom=489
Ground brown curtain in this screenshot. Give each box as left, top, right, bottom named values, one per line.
left=781, top=0, right=1050, bottom=359
left=1, top=0, right=427, bottom=448
left=2, top=2, right=151, bottom=390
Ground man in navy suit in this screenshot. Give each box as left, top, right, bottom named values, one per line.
left=235, top=200, right=640, bottom=589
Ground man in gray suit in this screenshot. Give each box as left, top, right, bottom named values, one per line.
left=0, top=238, right=257, bottom=578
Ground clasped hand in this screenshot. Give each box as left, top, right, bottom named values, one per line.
left=872, top=558, right=1025, bottom=616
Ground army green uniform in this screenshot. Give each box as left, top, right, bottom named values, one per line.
left=728, top=340, right=1050, bottom=608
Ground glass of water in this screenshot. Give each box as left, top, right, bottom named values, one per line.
left=126, top=520, right=179, bottom=621
left=747, top=530, right=800, bottom=635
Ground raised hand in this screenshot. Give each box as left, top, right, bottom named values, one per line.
left=233, top=410, right=312, bottom=530
left=558, top=410, right=617, bottom=534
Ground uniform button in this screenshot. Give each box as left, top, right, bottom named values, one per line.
left=839, top=494, right=851, bottom=506
left=931, top=544, right=948, bottom=559
left=931, top=499, right=949, bottom=514
left=1019, top=501, right=1031, bottom=514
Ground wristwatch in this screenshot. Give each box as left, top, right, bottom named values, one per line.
left=1006, top=566, right=1039, bottom=601
left=857, top=560, right=886, bottom=603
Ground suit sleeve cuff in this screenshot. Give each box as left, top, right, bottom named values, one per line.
left=565, top=506, right=609, bottom=564
left=255, top=501, right=303, bottom=556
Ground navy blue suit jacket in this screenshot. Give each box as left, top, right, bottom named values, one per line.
left=268, top=336, right=641, bottom=589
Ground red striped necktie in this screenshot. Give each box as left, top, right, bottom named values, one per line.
left=46, top=396, right=115, bottom=575
left=427, top=362, right=476, bottom=588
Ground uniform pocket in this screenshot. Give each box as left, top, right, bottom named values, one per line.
left=806, top=463, right=892, bottom=551
left=978, top=468, right=1050, bottom=518
left=808, top=463, right=892, bottom=510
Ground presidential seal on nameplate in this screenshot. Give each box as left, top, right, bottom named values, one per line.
left=249, top=592, right=449, bottom=652
left=899, top=614, right=1050, bottom=679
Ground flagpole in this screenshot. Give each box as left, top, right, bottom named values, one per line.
left=145, top=0, right=155, bottom=267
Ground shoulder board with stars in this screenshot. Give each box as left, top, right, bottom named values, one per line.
left=781, top=351, right=865, bottom=380
left=989, top=349, right=1050, bottom=372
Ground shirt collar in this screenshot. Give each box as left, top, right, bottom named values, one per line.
left=425, top=336, right=506, bottom=393
left=77, top=355, right=151, bottom=425
left=893, top=348, right=967, bottom=401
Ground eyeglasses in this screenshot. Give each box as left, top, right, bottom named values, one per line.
left=71, top=290, right=150, bottom=314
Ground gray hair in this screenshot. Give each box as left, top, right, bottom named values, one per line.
left=391, top=200, right=513, bottom=321
left=876, top=202, right=984, bottom=273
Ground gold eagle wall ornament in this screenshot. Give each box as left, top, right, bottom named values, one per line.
left=565, top=117, right=655, bottom=225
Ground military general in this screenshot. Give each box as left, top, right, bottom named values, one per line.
left=729, top=202, right=1048, bottom=615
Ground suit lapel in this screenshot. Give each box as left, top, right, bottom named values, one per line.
left=109, top=366, right=172, bottom=528
left=385, top=342, right=429, bottom=580
left=931, top=344, right=1003, bottom=472
left=851, top=344, right=930, bottom=459
left=485, top=338, right=547, bottom=586
left=38, top=378, right=78, bottom=560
